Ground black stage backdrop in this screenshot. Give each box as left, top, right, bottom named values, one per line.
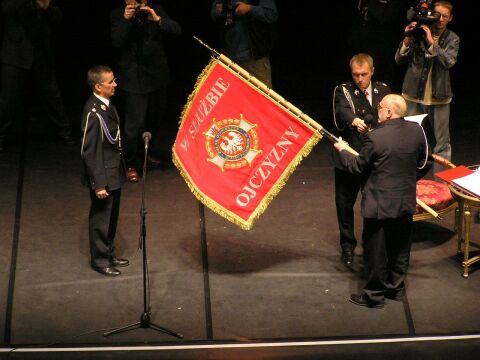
left=28, top=0, right=479, bottom=136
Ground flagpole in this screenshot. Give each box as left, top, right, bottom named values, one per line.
left=192, top=37, right=439, bottom=219
left=193, top=37, right=358, bottom=157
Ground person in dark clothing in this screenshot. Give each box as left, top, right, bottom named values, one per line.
left=0, top=0, right=74, bottom=153
left=81, top=65, right=129, bottom=277
left=110, top=0, right=181, bottom=183
left=332, top=53, right=390, bottom=267
left=334, top=94, right=429, bottom=308
left=211, top=0, right=278, bottom=88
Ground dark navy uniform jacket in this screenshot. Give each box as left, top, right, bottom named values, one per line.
left=332, top=81, right=390, bottom=169
left=80, top=94, right=126, bottom=191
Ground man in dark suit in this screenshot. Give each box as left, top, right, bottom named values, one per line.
left=332, top=53, right=390, bottom=267
left=334, top=94, right=429, bottom=308
left=0, top=0, right=73, bottom=152
left=110, top=0, right=181, bottom=182
left=81, top=65, right=129, bottom=276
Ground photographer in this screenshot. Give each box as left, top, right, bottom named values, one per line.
left=110, top=0, right=181, bottom=182
left=395, top=1, right=459, bottom=174
left=210, top=0, right=278, bottom=88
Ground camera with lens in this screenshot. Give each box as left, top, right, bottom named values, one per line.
left=134, top=1, right=143, bottom=16
left=132, top=0, right=148, bottom=24
left=215, top=0, right=238, bottom=27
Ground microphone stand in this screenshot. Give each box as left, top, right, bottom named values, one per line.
left=104, top=134, right=183, bottom=339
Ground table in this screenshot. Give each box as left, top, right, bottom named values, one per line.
left=449, top=165, right=480, bottom=278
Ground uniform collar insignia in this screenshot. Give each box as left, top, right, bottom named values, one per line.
left=354, top=89, right=360, bottom=96
left=100, top=104, right=107, bottom=111
left=373, top=88, right=379, bottom=94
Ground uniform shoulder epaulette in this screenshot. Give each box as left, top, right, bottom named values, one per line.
left=375, top=81, right=388, bottom=87
left=91, top=101, right=108, bottom=112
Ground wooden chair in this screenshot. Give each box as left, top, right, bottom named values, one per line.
left=414, top=154, right=457, bottom=221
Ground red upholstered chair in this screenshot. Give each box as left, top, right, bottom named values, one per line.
left=414, top=155, right=457, bottom=221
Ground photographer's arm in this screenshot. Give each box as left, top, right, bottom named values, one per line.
left=395, top=22, right=416, bottom=65
left=110, top=7, right=133, bottom=48
left=42, top=0, right=63, bottom=25
left=123, top=4, right=136, bottom=20
left=240, top=0, right=278, bottom=23
left=433, top=33, right=460, bottom=70
left=145, top=5, right=181, bottom=37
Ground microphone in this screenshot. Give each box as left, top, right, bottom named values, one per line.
left=142, top=131, right=152, bottom=150
left=364, top=114, right=374, bottom=132
left=364, top=114, right=374, bottom=127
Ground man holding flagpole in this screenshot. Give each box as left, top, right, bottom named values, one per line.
left=334, top=94, right=429, bottom=308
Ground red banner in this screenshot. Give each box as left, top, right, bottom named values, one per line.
left=173, top=59, right=321, bottom=229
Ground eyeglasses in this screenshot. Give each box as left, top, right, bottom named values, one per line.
left=377, top=103, right=391, bottom=112
left=438, top=13, right=451, bottom=19
left=100, top=78, right=117, bottom=86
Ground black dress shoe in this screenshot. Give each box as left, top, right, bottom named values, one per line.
left=341, top=249, right=354, bottom=266
left=111, top=257, right=129, bottom=267
left=349, top=294, right=384, bottom=309
left=91, top=265, right=121, bottom=276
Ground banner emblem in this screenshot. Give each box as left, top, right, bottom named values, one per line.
left=173, top=58, right=322, bottom=229
left=204, top=115, right=262, bottom=171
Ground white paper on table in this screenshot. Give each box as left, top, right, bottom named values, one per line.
left=452, top=171, right=480, bottom=198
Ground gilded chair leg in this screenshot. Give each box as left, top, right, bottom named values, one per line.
left=455, top=207, right=462, bottom=253
left=462, top=208, right=471, bottom=279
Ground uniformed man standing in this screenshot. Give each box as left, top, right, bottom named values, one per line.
left=332, top=53, right=391, bottom=267
left=81, top=65, right=129, bottom=276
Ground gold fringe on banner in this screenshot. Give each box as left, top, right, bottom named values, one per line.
left=173, top=57, right=322, bottom=230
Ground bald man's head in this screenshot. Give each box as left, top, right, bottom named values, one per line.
left=378, top=94, right=407, bottom=123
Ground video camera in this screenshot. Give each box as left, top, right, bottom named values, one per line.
left=404, top=0, right=440, bottom=50
left=405, top=0, right=440, bottom=35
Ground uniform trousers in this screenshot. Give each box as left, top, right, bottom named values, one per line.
left=334, top=167, right=363, bottom=252
left=89, top=188, right=122, bottom=268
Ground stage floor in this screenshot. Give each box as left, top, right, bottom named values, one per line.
left=1, top=104, right=480, bottom=359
